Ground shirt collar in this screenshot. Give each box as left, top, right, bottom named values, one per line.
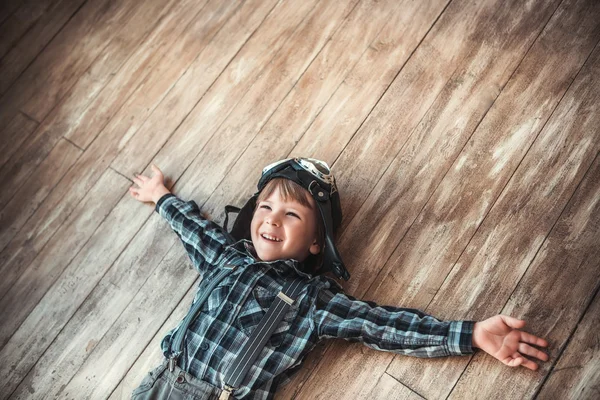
left=228, top=239, right=313, bottom=279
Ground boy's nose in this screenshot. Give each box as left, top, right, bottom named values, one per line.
left=266, top=216, right=281, bottom=226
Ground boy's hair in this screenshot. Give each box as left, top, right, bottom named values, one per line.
left=255, top=178, right=326, bottom=266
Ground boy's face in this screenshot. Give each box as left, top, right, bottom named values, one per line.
left=250, top=186, right=321, bottom=263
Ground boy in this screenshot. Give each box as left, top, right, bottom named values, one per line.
left=128, top=158, right=549, bottom=399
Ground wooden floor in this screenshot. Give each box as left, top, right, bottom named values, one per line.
left=0, top=0, right=599, bottom=398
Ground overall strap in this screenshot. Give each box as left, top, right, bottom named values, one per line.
left=219, top=278, right=305, bottom=400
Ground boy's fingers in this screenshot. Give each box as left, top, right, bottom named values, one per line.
left=520, top=331, right=548, bottom=347
left=132, top=176, right=144, bottom=186
left=518, top=343, right=549, bottom=361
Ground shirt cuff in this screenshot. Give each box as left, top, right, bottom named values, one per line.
left=155, top=193, right=176, bottom=214
left=446, top=320, right=476, bottom=356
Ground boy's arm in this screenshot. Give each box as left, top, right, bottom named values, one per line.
left=311, top=287, right=549, bottom=369
left=155, top=193, right=233, bottom=275
left=128, top=164, right=232, bottom=276
left=312, top=289, right=474, bottom=358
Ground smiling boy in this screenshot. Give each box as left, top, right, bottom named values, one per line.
left=128, top=158, right=549, bottom=400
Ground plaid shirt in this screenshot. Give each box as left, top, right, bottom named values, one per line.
left=155, top=194, right=475, bottom=399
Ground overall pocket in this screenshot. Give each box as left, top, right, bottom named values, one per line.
left=131, top=362, right=167, bottom=397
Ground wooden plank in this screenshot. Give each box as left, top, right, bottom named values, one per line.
left=110, top=0, right=319, bottom=178
left=0, top=0, right=87, bottom=96
left=0, top=112, right=37, bottom=169
left=0, top=0, right=172, bottom=210
left=153, top=0, right=359, bottom=209
left=0, top=0, right=52, bottom=59
left=384, top=6, right=600, bottom=398
left=0, top=138, right=82, bottom=256
left=368, top=373, right=424, bottom=400
left=448, top=152, right=600, bottom=398
left=203, top=0, right=444, bottom=220
left=57, top=246, right=199, bottom=399
left=0, top=168, right=128, bottom=350
left=290, top=0, right=568, bottom=396
left=0, top=0, right=21, bottom=27
left=106, top=284, right=197, bottom=400
left=535, top=285, right=600, bottom=399
left=8, top=216, right=191, bottom=399
left=0, top=172, right=142, bottom=397
left=63, top=0, right=211, bottom=149
left=0, top=0, right=135, bottom=132
left=0, top=0, right=244, bottom=309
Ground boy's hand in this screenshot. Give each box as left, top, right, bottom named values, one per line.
left=128, top=164, right=171, bottom=204
left=472, top=315, right=549, bottom=371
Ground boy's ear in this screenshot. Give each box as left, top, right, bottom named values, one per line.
left=309, top=239, right=320, bottom=255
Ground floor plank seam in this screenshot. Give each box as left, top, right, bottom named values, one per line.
left=109, top=165, right=133, bottom=182
left=384, top=371, right=428, bottom=399
left=62, top=136, right=85, bottom=152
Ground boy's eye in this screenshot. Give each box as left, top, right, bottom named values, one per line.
left=260, top=205, right=271, bottom=210
left=260, top=205, right=300, bottom=219
left=287, top=212, right=300, bottom=219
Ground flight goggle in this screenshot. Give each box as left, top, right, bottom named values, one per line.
left=260, top=158, right=337, bottom=195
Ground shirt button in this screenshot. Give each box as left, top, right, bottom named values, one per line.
left=176, top=374, right=185, bottom=384
left=225, top=303, right=233, bottom=311
left=201, top=342, right=209, bottom=351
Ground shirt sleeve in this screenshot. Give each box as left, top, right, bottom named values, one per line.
left=312, top=288, right=475, bottom=358
left=155, top=193, right=233, bottom=275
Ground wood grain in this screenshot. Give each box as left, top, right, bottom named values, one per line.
left=536, top=284, right=600, bottom=400
left=0, top=0, right=242, bottom=323
left=0, top=138, right=82, bottom=256
left=0, top=0, right=172, bottom=210
left=0, top=0, right=87, bottom=96
left=0, top=168, right=131, bottom=397
left=368, top=373, right=424, bottom=400
left=385, top=4, right=600, bottom=396
left=203, top=0, right=440, bottom=220
left=110, top=0, right=319, bottom=178
left=448, top=151, right=600, bottom=398
left=0, top=0, right=135, bottom=132
left=0, top=112, right=37, bottom=169
left=0, top=0, right=52, bottom=59
left=106, top=282, right=198, bottom=400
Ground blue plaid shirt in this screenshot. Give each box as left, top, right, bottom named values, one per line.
left=155, top=193, right=475, bottom=399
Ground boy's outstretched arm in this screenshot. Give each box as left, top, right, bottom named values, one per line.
left=128, top=165, right=232, bottom=275
left=472, top=314, right=549, bottom=370
left=312, top=287, right=549, bottom=370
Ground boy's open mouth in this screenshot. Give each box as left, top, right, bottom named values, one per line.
left=261, top=233, right=283, bottom=243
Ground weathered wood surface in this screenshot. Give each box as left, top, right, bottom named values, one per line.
left=0, top=0, right=242, bottom=319
left=385, top=1, right=600, bottom=398
left=447, top=151, right=600, bottom=396
left=0, top=0, right=598, bottom=399
left=0, top=112, right=37, bottom=169
left=0, top=138, right=82, bottom=255
left=0, top=0, right=172, bottom=209
left=0, top=0, right=87, bottom=96
left=536, top=282, right=600, bottom=400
